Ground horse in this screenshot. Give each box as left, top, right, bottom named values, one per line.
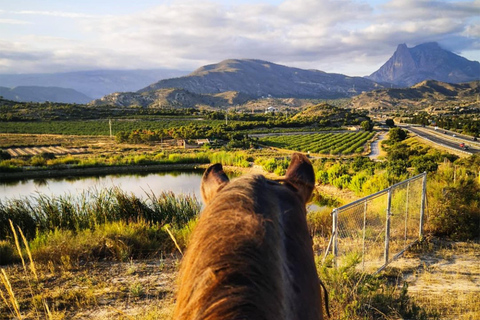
left=173, top=153, right=326, bottom=320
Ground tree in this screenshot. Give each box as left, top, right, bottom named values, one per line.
left=361, top=120, right=373, bottom=132
left=388, top=127, right=407, bottom=143
left=386, top=119, right=395, bottom=127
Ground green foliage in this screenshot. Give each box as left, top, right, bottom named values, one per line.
left=411, top=154, right=439, bottom=174
left=385, top=118, right=395, bottom=127
left=361, top=120, right=373, bottom=131
left=0, top=240, right=18, bottom=265
left=257, top=157, right=290, bottom=174
left=0, top=188, right=201, bottom=241
left=427, top=165, right=480, bottom=240
left=388, top=127, right=407, bottom=143
left=260, top=132, right=375, bottom=155
left=208, top=151, right=251, bottom=167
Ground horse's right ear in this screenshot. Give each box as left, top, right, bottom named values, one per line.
left=285, top=153, right=315, bottom=204
left=201, top=163, right=230, bottom=204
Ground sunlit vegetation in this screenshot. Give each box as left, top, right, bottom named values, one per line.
left=259, top=131, right=375, bottom=155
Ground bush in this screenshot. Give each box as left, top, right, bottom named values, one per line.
left=388, top=127, right=407, bottom=143
left=30, top=155, right=47, bottom=166
left=0, top=240, right=18, bottom=265
left=427, top=176, right=480, bottom=240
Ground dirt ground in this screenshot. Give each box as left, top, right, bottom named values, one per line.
left=395, top=239, right=480, bottom=319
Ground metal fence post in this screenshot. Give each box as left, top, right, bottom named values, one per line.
left=419, top=172, right=427, bottom=239
left=404, top=182, right=410, bottom=249
left=362, top=200, right=368, bottom=271
left=384, top=187, right=392, bottom=267
left=332, top=208, right=338, bottom=268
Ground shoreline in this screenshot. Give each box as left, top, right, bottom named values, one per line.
left=0, top=163, right=210, bottom=181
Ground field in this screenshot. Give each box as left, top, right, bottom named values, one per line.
left=0, top=119, right=229, bottom=136
left=1, top=127, right=479, bottom=319
left=259, top=131, right=376, bottom=154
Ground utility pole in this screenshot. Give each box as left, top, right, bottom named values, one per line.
left=109, top=119, right=112, bottom=137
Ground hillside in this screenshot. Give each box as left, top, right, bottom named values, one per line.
left=90, top=88, right=251, bottom=108
left=367, top=42, right=480, bottom=86
left=347, top=80, right=480, bottom=113
left=0, top=86, right=92, bottom=104
left=138, top=59, right=383, bottom=99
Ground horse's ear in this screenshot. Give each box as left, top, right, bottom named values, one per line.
left=285, top=153, right=315, bottom=204
left=201, top=163, right=230, bottom=204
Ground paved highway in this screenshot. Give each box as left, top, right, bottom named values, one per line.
left=401, top=125, right=480, bottom=155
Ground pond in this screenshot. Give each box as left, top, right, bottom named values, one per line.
left=1, top=170, right=332, bottom=214
left=0, top=171, right=204, bottom=202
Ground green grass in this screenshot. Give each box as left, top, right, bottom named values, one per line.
left=0, top=187, right=201, bottom=242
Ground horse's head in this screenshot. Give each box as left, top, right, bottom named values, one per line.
left=174, top=153, right=324, bottom=320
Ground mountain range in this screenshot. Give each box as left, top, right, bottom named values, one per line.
left=0, top=69, right=188, bottom=101
left=0, top=86, right=92, bottom=104
left=1, top=42, right=479, bottom=105
left=138, top=59, right=382, bottom=99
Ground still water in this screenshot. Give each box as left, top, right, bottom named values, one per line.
left=0, top=171, right=204, bottom=202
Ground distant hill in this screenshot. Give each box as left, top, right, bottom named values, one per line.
left=347, top=80, right=480, bottom=113
left=0, top=86, right=92, bottom=104
left=138, top=59, right=383, bottom=99
left=90, top=88, right=251, bottom=108
left=366, top=42, right=480, bottom=86
left=0, top=69, right=189, bottom=100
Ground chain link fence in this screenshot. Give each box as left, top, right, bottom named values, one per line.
left=324, top=172, right=427, bottom=273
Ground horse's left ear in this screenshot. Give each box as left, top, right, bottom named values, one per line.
left=201, top=163, right=230, bottom=204
left=285, top=153, right=315, bottom=204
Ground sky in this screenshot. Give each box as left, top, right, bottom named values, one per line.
left=1, top=0, right=479, bottom=76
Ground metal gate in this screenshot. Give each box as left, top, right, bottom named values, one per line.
left=324, top=172, right=427, bottom=273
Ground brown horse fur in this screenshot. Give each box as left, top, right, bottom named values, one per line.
left=173, top=153, right=324, bottom=320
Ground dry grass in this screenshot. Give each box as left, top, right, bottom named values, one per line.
left=2, top=236, right=478, bottom=319
left=1, top=258, right=178, bottom=320
left=390, top=239, right=480, bottom=320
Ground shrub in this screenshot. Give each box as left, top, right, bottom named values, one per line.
left=30, top=155, right=47, bottom=166
left=0, top=240, right=18, bottom=265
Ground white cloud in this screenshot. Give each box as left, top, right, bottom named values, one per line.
left=0, top=18, right=31, bottom=25
left=12, top=10, right=96, bottom=19
left=0, top=0, right=479, bottom=75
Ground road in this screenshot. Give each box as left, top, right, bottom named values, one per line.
left=400, top=125, right=480, bottom=155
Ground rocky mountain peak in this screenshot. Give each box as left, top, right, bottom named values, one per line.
left=366, top=42, right=480, bottom=86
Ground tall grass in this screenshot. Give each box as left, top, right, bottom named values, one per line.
left=0, top=187, right=201, bottom=242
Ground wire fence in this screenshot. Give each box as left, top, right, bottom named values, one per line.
left=325, top=172, right=427, bottom=274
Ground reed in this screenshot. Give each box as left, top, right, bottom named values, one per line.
left=0, top=187, right=201, bottom=242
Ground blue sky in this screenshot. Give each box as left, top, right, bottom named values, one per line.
left=0, top=0, right=479, bottom=76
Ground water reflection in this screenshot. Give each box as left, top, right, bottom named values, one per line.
left=1, top=171, right=205, bottom=202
